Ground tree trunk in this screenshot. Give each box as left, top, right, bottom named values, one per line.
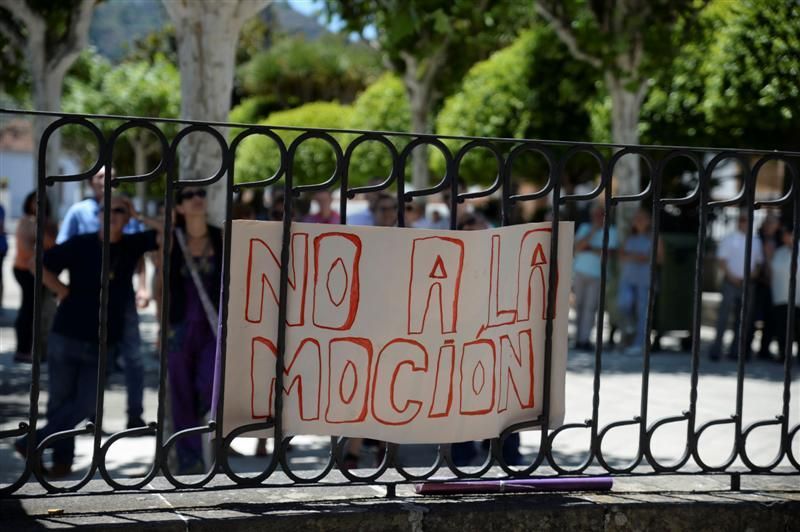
left=400, top=48, right=448, bottom=190
left=606, top=73, right=647, bottom=239
left=1, top=0, right=96, bottom=215
left=164, top=0, right=270, bottom=225
left=406, top=74, right=434, bottom=189
left=132, top=136, right=148, bottom=215
left=30, top=58, right=64, bottom=184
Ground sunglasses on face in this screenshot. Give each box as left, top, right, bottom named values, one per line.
left=179, top=189, right=207, bottom=201
left=99, top=206, right=129, bottom=216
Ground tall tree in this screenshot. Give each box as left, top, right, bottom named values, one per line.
left=328, top=0, right=524, bottom=188
left=64, top=51, right=181, bottom=211
left=162, top=0, right=270, bottom=223
left=0, top=0, right=95, bottom=180
left=532, top=0, right=705, bottom=234
left=435, top=27, right=598, bottom=186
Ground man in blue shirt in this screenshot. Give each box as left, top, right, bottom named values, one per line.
left=58, top=168, right=149, bottom=430
left=16, top=194, right=159, bottom=477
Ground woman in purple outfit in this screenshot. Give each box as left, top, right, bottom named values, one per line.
left=167, top=187, right=223, bottom=475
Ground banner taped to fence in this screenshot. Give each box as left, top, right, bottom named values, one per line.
left=215, top=220, right=574, bottom=443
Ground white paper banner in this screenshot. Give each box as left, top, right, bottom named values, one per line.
left=217, top=220, right=574, bottom=444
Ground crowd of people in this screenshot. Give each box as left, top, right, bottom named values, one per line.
left=1, top=175, right=797, bottom=477
left=570, top=205, right=798, bottom=363
left=7, top=169, right=221, bottom=478
left=709, top=212, right=798, bottom=362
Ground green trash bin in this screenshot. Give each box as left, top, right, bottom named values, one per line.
left=653, top=233, right=698, bottom=348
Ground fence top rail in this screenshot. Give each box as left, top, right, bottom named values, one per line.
left=3, top=107, right=799, bottom=158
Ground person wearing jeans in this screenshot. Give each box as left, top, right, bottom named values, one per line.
left=167, top=187, right=222, bottom=475
left=57, top=168, right=149, bottom=429
left=119, top=303, right=145, bottom=425
left=572, top=204, right=618, bottom=350
left=13, top=192, right=57, bottom=363
left=21, top=334, right=119, bottom=472
left=770, top=224, right=799, bottom=361
left=616, top=209, right=663, bottom=356
left=15, top=195, right=158, bottom=478
left=708, top=213, right=763, bottom=361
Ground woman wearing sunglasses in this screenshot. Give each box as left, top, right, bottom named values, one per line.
left=15, top=194, right=159, bottom=479
left=167, top=186, right=223, bottom=475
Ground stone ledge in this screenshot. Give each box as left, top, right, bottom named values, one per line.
left=2, top=474, right=798, bottom=531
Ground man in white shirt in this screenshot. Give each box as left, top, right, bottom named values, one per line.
left=709, top=213, right=764, bottom=361
left=770, top=223, right=799, bottom=361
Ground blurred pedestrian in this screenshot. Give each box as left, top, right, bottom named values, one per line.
left=372, top=193, right=398, bottom=228
left=15, top=194, right=158, bottom=478
left=13, top=192, right=57, bottom=363
left=456, top=212, right=489, bottom=231
left=302, top=189, right=340, bottom=224
left=438, top=179, right=468, bottom=230
left=347, top=179, right=383, bottom=226
left=572, top=203, right=618, bottom=351
left=708, top=212, right=763, bottom=361
left=616, top=208, right=663, bottom=356
left=267, top=189, right=285, bottom=221
left=754, top=214, right=781, bottom=359
left=770, top=223, right=799, bottom=362
left=58, top=167, right=149, bottom=429
left=167, top=186, right=222, bottom=475
left=405, top=201, right=427, bottom=228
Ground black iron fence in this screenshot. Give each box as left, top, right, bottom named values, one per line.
left=0, top=108, right=798, bottom=496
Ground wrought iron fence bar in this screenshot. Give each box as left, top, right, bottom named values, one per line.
left=734, top=163, right=756, bottom=464
left=538, top=161, right=563, bottom=471
left=639, top=156, right=663, bottom=470
left=87, top=155, right=114, bottom=491
left=214, top=156, right=234, bottom=481
left=782, top=185, right=799, bottom=460
left=687, top=158, right=710, bottom=469
left=272, top=145, right=295, bottom=477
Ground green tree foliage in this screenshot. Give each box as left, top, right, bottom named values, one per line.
left=435, top=28, right=598, bottom=185
left=0, top=0, right=96, bottom=178
left=63, top=49, right=180, bottom=202
left=639, top=40, right=710, bottom=147
left=533, top=0, right=707, bottom=235
left=327, top=0, right=524, bottom=96
left=63, top=50, right=180, bottom=157
left=639, top=2, right=719, bottom=148
left=237, top=33, right=382, bottom=110
left=346, top=72, right=410, bottom=184
left=234, top=74, right=411, bottom=188
left=639, top=0, right=800, bottom=151
left=234, top=101, right=350, bottom=186
left=0, top=34, right=28, bottom=103
left=229, top=95, right=284, bottom=125
left=327, top=0, right=527, bottom=187
left=702, top=0, right=800, bottom=150
left=122, top=23, right=178, bottom=65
